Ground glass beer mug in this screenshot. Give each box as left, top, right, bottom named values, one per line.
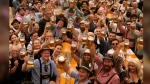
left=50, top=15, right=56, bottom=26
left=113, top=3, right=118, bottom=10
left=139, top=13, right=143, bottom=21
left=49, top=38, right=55, bottom=49
left=130, top=22, right=136, bottom=31
left=23, top=18, right=28, bottom=28
left=67, top=23, right=73, bottom=32
left=113, top=14, right=118, bottom=23
left=138, top=37, right=143, bottom=46
left=100, top=29, right=107, bottom=38
left=42, top=4, right=46, bottom=11
left=61, top=28, right=67, bottom=36
left=27, top=52, right=34, bottom=68
left=30, top=14, right=35, bottom=23
left=45, top=22, right=50, bottom=32
left=85, top=21, right=89, bottom=30
left=55, top=37, right=59, bottom=43
left=57, top=53, right=66, bottom=68
left=124, top=39, right=130, bottom=51
left=19, top=48, right=26, bottom=60
left=71, top=41, right=77, bottom=53
left=86, top=36, right=94, bottom=49
left=82, top=35, right=88, bottom=45
left=20, top=33, right=25, bottom=46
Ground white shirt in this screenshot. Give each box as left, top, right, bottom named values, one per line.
left=107, top=48, right=125, bottom=61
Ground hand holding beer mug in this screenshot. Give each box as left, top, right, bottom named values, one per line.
left=86, top=36, right=94, bottom=49
left=57, top=53, right=66, bottom=68
left=61, top=28, right=67, bottom=37
left=138, top=37, right=143, bottom=48
left=50, top=15, right=56, bottom=26
left=55, top=37, right=60, bottom=43
left=27, top=53, right=34, bottom=68
left=123, top=39, right=129, bottom=51
left=67, top=23, right=73, bottom=32
left=85, top=21, right=90, bottom=30
left=71, top=41, right=77, bottom=53
left=113, top=3, right=118, bottom=10
left=30, top=14, right=35, bottom=23
left=82, top=34, right=88, bottom=45
left=130, top=22, right=136, bottom=31
left=20, top=33, right=25, bottom=46
left=19, top=48, right=27, bottom=60
left=49, top=38, right=55, bottom=49
left=23, top=18, right=28, bottom=28
left=45, top=22, right=51, bottom=32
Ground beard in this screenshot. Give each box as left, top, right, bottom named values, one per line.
left=103, top=65, right=112, bottom=72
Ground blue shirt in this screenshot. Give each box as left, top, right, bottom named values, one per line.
left=31, top=57, right=58, bottom=84
left=70, top=69, right=91, bottom=84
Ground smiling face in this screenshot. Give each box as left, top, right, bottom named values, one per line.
left=83, top=53, right=91, bottom=62
left=78, top=68, right=90, bottom=81
left=11, top=46, right=19, bottom=58
left=33, top=23, right=39, bottom=32
left=11, top=34, right=18, bottom=43
left=54, top=45, right=62, bottom=56
left=33, top=40, right=41, bottom=49
left=57, top=20, right=64, bottom=28
left=128, top=62, right=137, bottom=73
left=103, top=59, right=113, bottom=72
left=41, top=50, right=50, bottom=61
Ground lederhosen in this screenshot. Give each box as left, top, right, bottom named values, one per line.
left=96, top=69, right=117, bottom=84
left=38, top=59, right=56, bottom=84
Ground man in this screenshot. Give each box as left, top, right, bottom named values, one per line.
left=31, top=45, right=59, bottom=84
left=25, top=7, right=42, bottom=24
left=94, top=28, right=110, bottom=55
left=90, top=47, right=120, bottom=84
left=118, top=20, right=140, bottom=51
left=130, top=14, right=142, bottom=31
left=63, top=61, right=93, bottom=84
left=38, top=10, right=52, bottom=36
left=9, top=46, right=28, bottom=84
left=74, top=16, right=82, bottom=29
left=12, top=0, right=20, bottom=15
left=11, top=19, right=20, bottom=32
left=15, top=7, right=25, bottom=22
left=127, top=1, right=142, bottom=17
left=68, top=8, right=77, bottom=23
left=88, top=14, right=96, bottom=33
left=107, top=32, right=116, bottom=48
left=107, top=39, right=127, bottom=70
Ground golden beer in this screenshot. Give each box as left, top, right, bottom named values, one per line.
left=46, top=26, right=50, bottom=32
left=58, top=55, right=65, bottom=68
left=127, top=2, right=130, bottom=7
left=85, top=24, right=89, bottom=30
left=113, top=4, right=118, bottom=10
left=124, top=42, right=129, bottom=50
left=70, top=1, right=75, bottom=6
left=23, top=23, right=28, bottom=28
left=42, top=6, right=46, bottom=11
left=107, top=5, right=111, bottom=9
left=82, top=36, right=88, bottom=44
left=20, top=51, right=26, bottom=60
left=130, top=23, right=136, bottom=31
left=138, top=38, right=143, bottom=46
left=71, top=43, right=77, bottom=52
left=62, top=31, right=66, bottom=36
left=49, top=40, right=55, bottom=49
left=121, top=10, right=125, bottom=15
left=101, top=31, right=106, bottom=38
left=113, top=17, right=118, bottom=23
left=50, top=21, right=56, bottom=25
left=86, top=36, right=94, bottom=48
left=27, top=61, right=34, bottom=67
left=67, top=28, right=72, bottom=32
left=31, top=17, right=35, bottom=22
left=139, top=14, right=143, bottom=21
left=20, top=39, right=25, bottom=45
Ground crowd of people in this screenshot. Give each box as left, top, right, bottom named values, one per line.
left=9, top=0, right=143, bottom=84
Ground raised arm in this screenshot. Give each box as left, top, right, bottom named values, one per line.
left=74, top=6, right=84, bottom=17
left=117, top=21, right=126, bottom=35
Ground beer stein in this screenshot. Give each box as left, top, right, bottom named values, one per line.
left=123, top=39, right=130, bottom=51
left=50, top=15, right=56, bottom=26
left=45, top=22, right=50, bottom=32
left=84, top=21, right=90, bottom=30
left=30, top=14, right=35, bottom=23
left=100, top=29, right=107, bottom=38
left=139, top=13, right=143, bottom=21
left=61, top=28, right=67, bottom=36
left=23, top=18, right=28, bottom=28
left=20, top=33, right=25, bottom=46
left=138, top=37, right=143, bottom=47
left=86, top=36, right=94, bottom=49
left=71, top=41, right=77, bottom=53
left=82, top=35, right=88, bottom=45
left=113, top=14, right=118, bottom=23
left=55, top=37, right=59, bottom=43
left=113, top=3, right=118, bottom=10
left=57, top=53, right=66, bottom=68
left=42, top=4, right=46, bottom=11
left=19, top=48, right=26, bottom=60
left=67, top=23, right=73, bottom=32
left=49, top=38, right=55, bottom=49
left=27, top=52, right=34, bottom=68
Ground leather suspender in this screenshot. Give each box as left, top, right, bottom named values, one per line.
left=38, top=58, right=52, bottom=84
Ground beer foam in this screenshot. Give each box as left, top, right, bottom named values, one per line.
left=20, top=39, right=25, bottom=41
left=59, top=56, right=65, bottom=62
left=20, top=51, right=25, bottom=55
left=88, top=36, right=94, bottom=41
left=124, top=42, right=129, bottom=45
left=71, top=43, right=76, bottom=47
left=28, top=61, right=34, bottom=64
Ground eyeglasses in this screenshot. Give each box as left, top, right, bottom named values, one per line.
left=44, top=65, right=48, bottom=72
left=112, top=43, right=118, bottom=45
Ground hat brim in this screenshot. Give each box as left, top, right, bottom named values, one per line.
left=38, top=48, right=51, bottom=56
left=76, top=66, right=93, bottom=77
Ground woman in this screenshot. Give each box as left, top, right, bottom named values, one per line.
left=71, top=49, right=98, bottom=83
left=121, top=58, right=143, bottom=84
left=9, top=34, right=26, bottom=52
left=28, top=22, right=40, bottom=34
left=32, top=39, right=42, bottom=59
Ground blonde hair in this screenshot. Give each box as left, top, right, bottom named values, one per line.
left=129, top=58, right=143, bottom=83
